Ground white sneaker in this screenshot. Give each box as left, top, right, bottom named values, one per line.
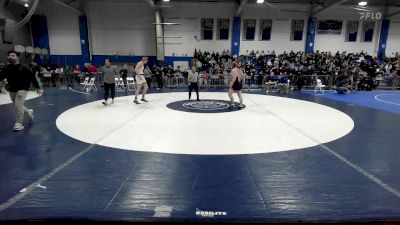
left=102, top=101, right=108, bottom=105
left=27, top=109, right=34, bottom=122
left=111, top=99, right=114, bottom=104
left=13, top=123, right=24, bottom=131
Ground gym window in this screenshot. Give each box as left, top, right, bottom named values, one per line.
left=201, top=18, right=214, bottom=40
left=217, top=19, right=230, bottom=40
left=243, top=19, right=256, bottom=41
left=345, top=21, right=359, bottom=42
left=291, top=20, right=304, bottom=41
left=361, top=21, right=375, bottom=42
left=260, top=19, right=272, bottom=41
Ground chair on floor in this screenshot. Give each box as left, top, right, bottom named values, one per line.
left=86, top=77, right=97, bottom=92
left=314, top=78, right=326, bottom=94
left=126, top=77, right=135, bottom=91
left=80, top=77, right=89, bottom=91
left=278, top=79, right=290, bottom=94
left=265, top=81, right=278, bottom=93
left=115, top=77, right=125, bottom=91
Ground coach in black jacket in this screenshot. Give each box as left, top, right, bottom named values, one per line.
left=0, top=50, right=43, bottom=131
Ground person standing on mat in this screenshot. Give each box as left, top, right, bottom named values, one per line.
left=119, top=64, right=128, bottom=89
left=0, top=50, right=43, bottom=131
left=29, top=60, right=42, bottom=88
left=101, top=59, right=118, bottom=105
left=134, top=57, right=149, bottom=104
left=188, top=66, right=200, bottom=101
left=228, top=60, right=245, bottom=109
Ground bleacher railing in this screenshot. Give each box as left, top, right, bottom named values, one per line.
left=45, top=72, right=400, bottom=90
left=152, top=74, right=400, bottom=90
left=144, top=74, right=332, bottom=89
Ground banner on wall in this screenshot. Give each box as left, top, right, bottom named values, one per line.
left=317, top=20, right=343, bottom=34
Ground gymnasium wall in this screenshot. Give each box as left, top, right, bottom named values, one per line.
left=43, top=0, right=82, bottom=55
left=313, top=5, right=380, bottom=55
left=161, top=2, right=236, bottom=57
left=239, top=3, right=308, bottom=55
left=37, top=1, right=400, bottom=66
left=386, top=7, right=400, bottom=56
left=86, top=1, right=156, bottom=56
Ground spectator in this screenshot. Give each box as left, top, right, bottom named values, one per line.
left=119, top=64, right=128, bottom=88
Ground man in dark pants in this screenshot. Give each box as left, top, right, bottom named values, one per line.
left=295, top=74, right=306, bottom=91
left=29, top=60, right=42, bottom=88
left=182, top=68, right=189, bottom=86
left=0, top=51, right=43, bottom=131
left=119, top=64, right=128, bottom=89
left=154, top=66, right=163, bottom=89
left=188, top=66, right=200, bottom=101
left=100, top=59, right=118, bottom=105
left=50, top=64, right=58, bottom=87
left=64, top=65, right=74, bottom=88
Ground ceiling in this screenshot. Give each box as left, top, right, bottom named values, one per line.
left=153, top=0, right=400, bottom=6
left=6, top=0, right=400, bottom=14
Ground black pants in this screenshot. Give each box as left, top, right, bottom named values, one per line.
left=51, top=73, right=57, bottom=87
left=189, top=82, right=199, bottom=100
left=156, top=75, right=163, bottom=88
left=258, top=75, right=264, bottom=85
left=296, top=77, right=305, bottom=91
left=358, top=77, right=374, bottom=91
left=66, top=73, right=74, bottom=87
left=145, top=77, right=152, bottom=87
left=104, top=82, right=115, bottom=101
left=247, top=76, right=254, bottom=86
left=121, top=75, right=127, bottom=87
left=74, top=74, right=81, bottom=85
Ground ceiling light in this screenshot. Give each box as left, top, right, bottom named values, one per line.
left=163, top=0, right=170, bottom=2
left=24, top=3, right=29, bottom=7
left=153, top=22, right=180, bottom=25
left=257, top=0, right=264, bottom=3
left=358, top=1, right=367, bottom=6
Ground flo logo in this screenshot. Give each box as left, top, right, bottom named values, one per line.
left=183, top=100, right=229, bottom=111
left=167, top=100, right=242, bottom=113
left=359, top=11, right=382, bottom=20
left=195, top=208, right=227, bottom=217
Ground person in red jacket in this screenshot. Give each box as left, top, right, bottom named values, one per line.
left=88, top=63, right=101, bottom=86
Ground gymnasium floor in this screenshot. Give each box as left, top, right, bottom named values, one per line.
left=0, top=86, right=400, bottom=222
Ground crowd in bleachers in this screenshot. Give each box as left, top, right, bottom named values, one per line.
left=1, top=49, right=399, bottom=94
left=184, top=49, right=400, bottom=91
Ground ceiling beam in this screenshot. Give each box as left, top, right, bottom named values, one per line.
left=66, top=0, right=78, bottom=4
left=51, top=0, right=83, bottom=14
left=312, top=0, right=348, bottom=16
left=385, top=10, right=400, bottom=19
left=146, top=0, right=157, bottom=8
left=234, top=0, right=248, bottom=17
